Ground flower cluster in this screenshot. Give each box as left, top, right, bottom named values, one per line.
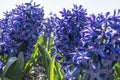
left=55, top=5, right=120, bottom=80
left=0, top=2, right=44, bottom=60
left=0, top=60, right=4, bottom=71
left=43, top=14, right=56, bottom=38
left=55, top=5, right=87, bottom=55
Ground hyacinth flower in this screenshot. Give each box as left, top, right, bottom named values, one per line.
left=54, top=5, right=87, bottom=54
left=0, top=60, right=4, bottom=72
left=55, top=4, right=120, bottom=80
left=54, top=4, right=88, bottom=79
left=43, top=14, right=56, bottom=38
left=0, top=1, right=44, bottom=60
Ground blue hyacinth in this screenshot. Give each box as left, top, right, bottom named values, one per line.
left=0, top=60, right=4, bottom=72
left=54, top=5, right=120, bottom=80
left=54, top=5, right=87, bottom=55
left=0, top=1, right=44, bottom=60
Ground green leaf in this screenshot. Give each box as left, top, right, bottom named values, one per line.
left=115, top=66, right=120, bottom=77
left=50, top=57, right=55, bottom=80
left=37, top=36, right=44, bottom=45
left=54, top=63, right=64, bottom=80
left=38, top=44, right=51, bottom=78
left=24, top=42, right=40, bottom=73
left=113, top=62, right=120, bottom=79
left=1, top=53, right=24, bottom=80
left=24, top=36, right=47, bottom=74
left=3, top=77, right=10, bottom=80
left=43, top=35, right=48, bottom=47
left=11, top=53, right=24, bottom=80
left=1, top=57, right=17, bottom=79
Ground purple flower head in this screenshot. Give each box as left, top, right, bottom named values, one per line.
left=80, top=11, right=120, bottom=79
left=54, top=4, right=88, bottom=79
left=0, top=1, right=44, bottom=60
left=72, top=51, right=90, bottom=67
left=54, top=5, right=87, bottom=55
left=55, top=4, right=120, bottom=79
left=0, top=60, right=4, bottom=71
left=43, top=15, right=56, bottom=38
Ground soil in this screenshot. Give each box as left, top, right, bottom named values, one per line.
left=23, top=64, right=47, bottom=80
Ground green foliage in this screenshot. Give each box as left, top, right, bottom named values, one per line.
left=21, top=36, right=64, bottom=80
left=1, top=57, right=17, bottom=79
left=24, top=38, right=41, bottom=74
left=2, top=78, right=10, bottom=80
left=1, top=53, right=24, bottom=80
left=0, top=54, right=8, bottom=64
left=49, top=56, right=64, bottom=80
left=113, top=62, right=120, bottom=80
left=38, top=36, right=64, bottom=80
left=50, top=56, right=55, bottom=80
